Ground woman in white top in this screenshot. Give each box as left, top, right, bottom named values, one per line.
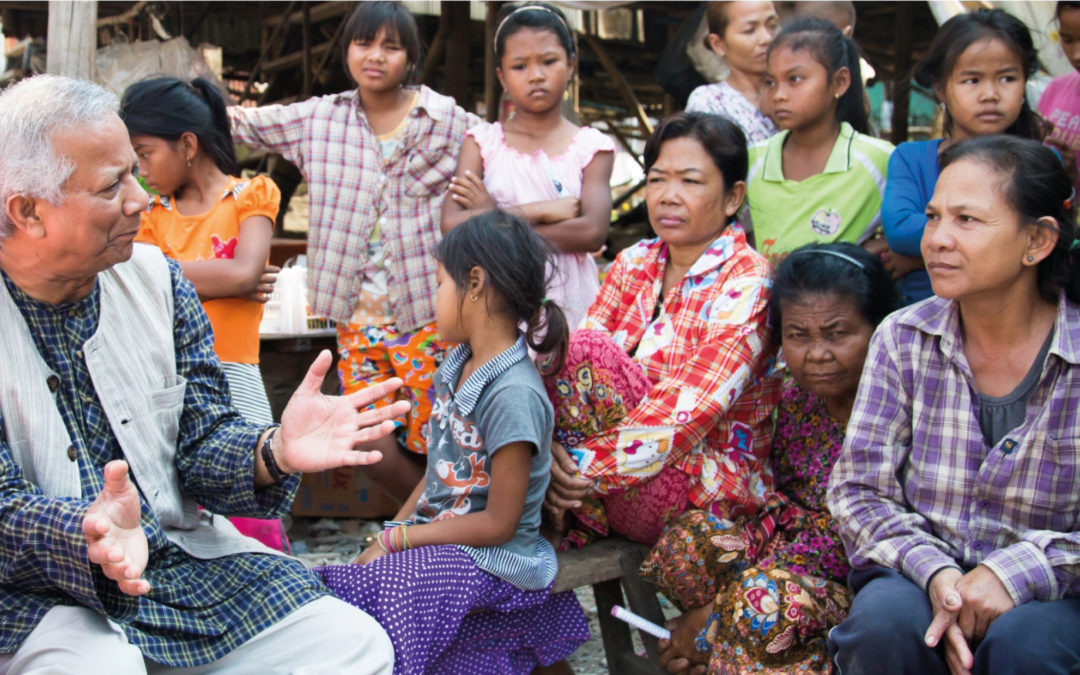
left=685, top=1, right=779, bottom=144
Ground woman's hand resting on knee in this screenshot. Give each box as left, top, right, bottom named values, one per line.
left=542, top=441, right=593, bottom=532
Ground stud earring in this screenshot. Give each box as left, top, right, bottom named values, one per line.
left=1027, top=256, right=1035, bottom=262
left=470, top=295, right=478, bottom=302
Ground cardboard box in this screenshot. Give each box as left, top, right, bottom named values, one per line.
left=291, top=466, right=398, bottom=519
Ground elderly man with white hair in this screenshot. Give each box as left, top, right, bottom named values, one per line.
left=0, top=75, right=399, bottom=673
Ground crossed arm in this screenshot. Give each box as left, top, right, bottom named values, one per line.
left=440, top=135, right=612, bottom=254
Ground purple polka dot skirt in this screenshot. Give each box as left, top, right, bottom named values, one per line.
left=315, top=545, right=589, bottom=674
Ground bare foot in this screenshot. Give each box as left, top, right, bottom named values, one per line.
left=657, top=603, right=712, bottom=673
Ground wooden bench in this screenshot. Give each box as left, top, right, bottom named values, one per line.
left=554, top=538, right=667, bottom=675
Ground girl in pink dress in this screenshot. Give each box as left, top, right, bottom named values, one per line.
left=442, top=2, right=615, bottom=331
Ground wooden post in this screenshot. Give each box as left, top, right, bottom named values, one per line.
left=484, top=1, right=502, bottom=121
left=444, top=1, right=471, bottom=109
left=890, top=2, right=913, bottom=145
left=301, top=2, right=312, bottom=99
left=46, top=1, right=97, bottom=79
left=419, top=8, right=449, bottom=87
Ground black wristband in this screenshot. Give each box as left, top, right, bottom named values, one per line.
left=261, top=425, right=286, bottom=483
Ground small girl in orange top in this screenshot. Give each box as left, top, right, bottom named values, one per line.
left=122, top=77, right=286, bottom=550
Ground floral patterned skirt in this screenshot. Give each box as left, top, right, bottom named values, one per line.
left=541, top=330, right=691, bottom=547
left=640, top=510, right=851, bottom=674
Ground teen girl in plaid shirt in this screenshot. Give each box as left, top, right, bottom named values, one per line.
left=229, top=2, right=478, bottom=499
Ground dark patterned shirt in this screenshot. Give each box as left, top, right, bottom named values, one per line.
left=0, top=261, right=327, bottom=666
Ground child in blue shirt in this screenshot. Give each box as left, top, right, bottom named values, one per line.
left=882, top=9, right=1045, bottom=302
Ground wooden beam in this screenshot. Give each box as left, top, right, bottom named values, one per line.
left=262, top=41, right=331, bottom=75
left=46, top=0, right=96, bottom=79
left=443, top=1, right=471, bottom=109
left=244, top=0, right=296, bottom=101
left=96, top=1, right=146, bottom=28
left=605, top=120, right=643, bottom=169
left=581, top=32, right=653, bottom=137
left=613, top=176, right=646, bottom=210
left=891, top=2, right=913, bottom=145
left=419, top=9, right=448, bottom=87
left=301, top=3, right=312, bottom=99
left=263, top=2, right=350, bottom=28
left=313, top=14, right=347, bottom=86
left=484, top=1, right=502, bottom=122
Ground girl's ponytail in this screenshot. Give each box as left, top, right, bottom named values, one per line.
left=437, top=210, right=571, bottom=371
left=121, top=76, right=239, bottom=175
left=837, top=36, right=869, bottom=135
left=189, top=77, right=239, bottom=176
left=527, top=299, right=568, bottom=375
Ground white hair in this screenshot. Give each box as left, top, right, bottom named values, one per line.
left=0, top=75, right=120, bottom=238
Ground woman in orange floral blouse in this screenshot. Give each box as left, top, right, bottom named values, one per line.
left=541, top=113, right=780, bottom=549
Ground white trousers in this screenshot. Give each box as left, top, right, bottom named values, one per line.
left=0, top=596, right=392, bottom=675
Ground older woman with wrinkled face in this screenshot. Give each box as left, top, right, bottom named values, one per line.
left=640, top=242, right=900, bottom=673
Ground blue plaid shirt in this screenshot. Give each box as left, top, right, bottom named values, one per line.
left=0, top=261, right=327, bottom=666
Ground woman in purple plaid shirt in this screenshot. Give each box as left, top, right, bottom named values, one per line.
left=826, top=136, right=1080, bottom=674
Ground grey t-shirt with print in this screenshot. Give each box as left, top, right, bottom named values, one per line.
left=411, top=336, right=556, bottom=589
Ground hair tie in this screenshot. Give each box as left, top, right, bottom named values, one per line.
left=793, top=248, right=865, bottom=270
left=541, top=297, right=550, bottom=305
left=492, top=5, right=570, bottom=53
left=1070, top=239, right=1080, bottom=252
left=1065, top=187, right=1075, bottom=213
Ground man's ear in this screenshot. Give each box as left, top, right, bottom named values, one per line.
left=5, top=194, right=46, bottom=239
